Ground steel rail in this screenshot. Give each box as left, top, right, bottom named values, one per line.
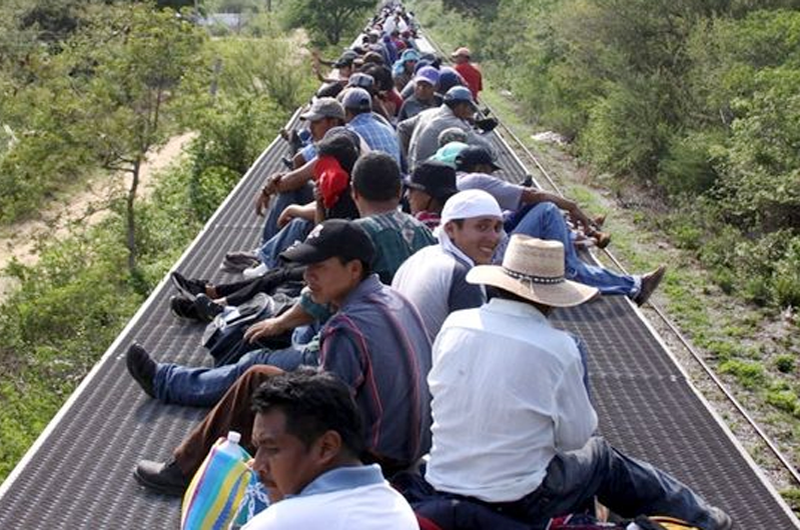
left=421, top=27, right=800, bottom=486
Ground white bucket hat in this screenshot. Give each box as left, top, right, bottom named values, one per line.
left=467, top=234, right=599, bottom=307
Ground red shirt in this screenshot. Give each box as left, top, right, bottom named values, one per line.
left=454, top=62, right=483, bottom=100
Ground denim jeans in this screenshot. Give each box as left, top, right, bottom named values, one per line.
left=153, top=346, right=319, bottom=407
left=512, top=202, right=638, bottom=296
left=261, top=185, right=314, bottom=244
left=507, top=437, right=719, bottom=529
left=257, top=218, right=313, bottom=269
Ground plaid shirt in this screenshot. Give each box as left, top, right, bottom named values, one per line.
left=347, top=113, right=402, bottom=166
left=356, top=210, right=436, bottom=284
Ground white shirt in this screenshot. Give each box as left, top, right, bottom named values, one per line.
left=243, top=465, right=417, bottom=530
left=425, top=298, right=597, bottom=502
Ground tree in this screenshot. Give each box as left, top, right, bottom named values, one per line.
left=61, top=4, right=206, bottom=276
left=282, top=0, right=374, bottom=45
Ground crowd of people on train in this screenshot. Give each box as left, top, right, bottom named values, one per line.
left=123, top=2, right=731, bottom=529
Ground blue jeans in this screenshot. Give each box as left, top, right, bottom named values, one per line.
left=509, top=437, right=719, bottom=529
left=257, top=218, right=313, bottom=269
left=261, top=185, right=314, bottom=243
left=513, top=202, right=638, bottom=296
left=153, top=346, right=319, bottom=407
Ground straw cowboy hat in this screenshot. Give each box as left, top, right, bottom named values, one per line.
left=467, top=235, right=598, bottom=307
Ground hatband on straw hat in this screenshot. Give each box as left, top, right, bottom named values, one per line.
left=466, top=235, right=598, bottom=307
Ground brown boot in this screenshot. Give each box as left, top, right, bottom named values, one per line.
left=634, top=265, right=667, bottom=306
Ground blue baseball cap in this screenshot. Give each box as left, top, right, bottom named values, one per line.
left=444, top=85, right=476, bottom=109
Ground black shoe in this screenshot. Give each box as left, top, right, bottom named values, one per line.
left=133, top=459, right=190, bottom=497
left=126, top=343, right=156, bottom=398
left=170, top=271, right=208, bottom=299
left=221, top=251, right=260, bottom=273
left=521, top=174, right=534, bottom=187
left=475, top=117, right=498, bottom=132
left=281, top=156, right=294, bottom=170
left=170, top=295, right=202, bottom=321
left=288, top=130, right=303, bottom=153
left=633, top=265, right=667, bottom=306
left=194, top=294, right=224, bottom=322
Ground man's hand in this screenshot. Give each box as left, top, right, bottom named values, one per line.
left=277, top=204, right=301, bottom=228
left=243, top=317, right=286, bottom=343
left=253, top=173, right=284, bottom=216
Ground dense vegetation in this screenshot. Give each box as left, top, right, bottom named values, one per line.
left=413, top=0, right=800, bottom=313
left=0, top=0, right=315, bottom=480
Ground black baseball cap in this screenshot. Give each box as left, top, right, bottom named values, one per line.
left=333, top=50, right=358, bottom=68
left=280, top=219, right=375, bottom=265
left=455, top=145, right=502, bottom=171
left=405, top=160, right=458, bottom=201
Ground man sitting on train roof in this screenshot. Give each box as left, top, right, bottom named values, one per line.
left=411, top=234, right=732, bottom=530
left=242, top=368, right=419, bottom=530
left=403, top=159, right=458, bottom=231
left=394, top=187, right=503, bottom=341
left=398, top=65, right=443, bottom=121
left=339, top=87, right=402, bottom=166
left=130, top=219, right=432, bottom=496
left=398, top=85, right=494, bottom=172
left=344, top=72, right=393, bottom=123
left=255, top=98, right=347, bottom=244
left=451, top=145, right=667, bottom=305
left=450, top=46, right=482, bottom=100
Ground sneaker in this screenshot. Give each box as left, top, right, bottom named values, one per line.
left=133, top=459, right=190, bottom=497
left=281, top=156, right=294, bottom=170
left=633, top=265, right=667, bottom=306
left=170, top=296, right=201, bottom=321
left=707, top=507, right=733, bottom=530
left=242, top=262, right=269, bottom=280
left=193, top=294, right=225, bottom=322
left=126, top=343, right=156, bottom=398
left=170, top=271, right=207, bottom=299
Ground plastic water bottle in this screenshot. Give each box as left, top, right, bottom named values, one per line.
left=218, top=430, right=243, bottom=459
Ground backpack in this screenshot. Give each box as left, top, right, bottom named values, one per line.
left=202, top=293, right=294, bottom=366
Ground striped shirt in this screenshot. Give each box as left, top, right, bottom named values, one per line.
left=319, top=275, right=432, bottom=467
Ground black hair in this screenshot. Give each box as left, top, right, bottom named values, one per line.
left=335, top=256, right=373, bottom=280
left=487, top=286, right=552, bottom=315
left=251, top=367, right=366, bottom=456
left=361, top=64, right=394, bottom=92
left=352, top=151, right=402, bottom=202
left=317, top=131, right=360, bottom=174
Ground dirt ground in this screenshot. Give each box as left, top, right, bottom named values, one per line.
left=0, top=132, right=195, bottom=301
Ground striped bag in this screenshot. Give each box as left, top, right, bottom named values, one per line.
left=181, top=437, right=269, bottom=530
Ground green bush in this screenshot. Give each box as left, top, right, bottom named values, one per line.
left=766, top=389, right=800, bottom=416
left=658, top=131, right=723, bottom=197
left=580, top=78, right=670, bottom=179
left=719, top=359, right=765, bottom=388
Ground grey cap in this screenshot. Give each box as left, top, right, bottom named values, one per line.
left=347, top=73, right=375, bottom=90
left=342, top=87, right=372, bottom=112
left=300, top=97, right=346, bottom=121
